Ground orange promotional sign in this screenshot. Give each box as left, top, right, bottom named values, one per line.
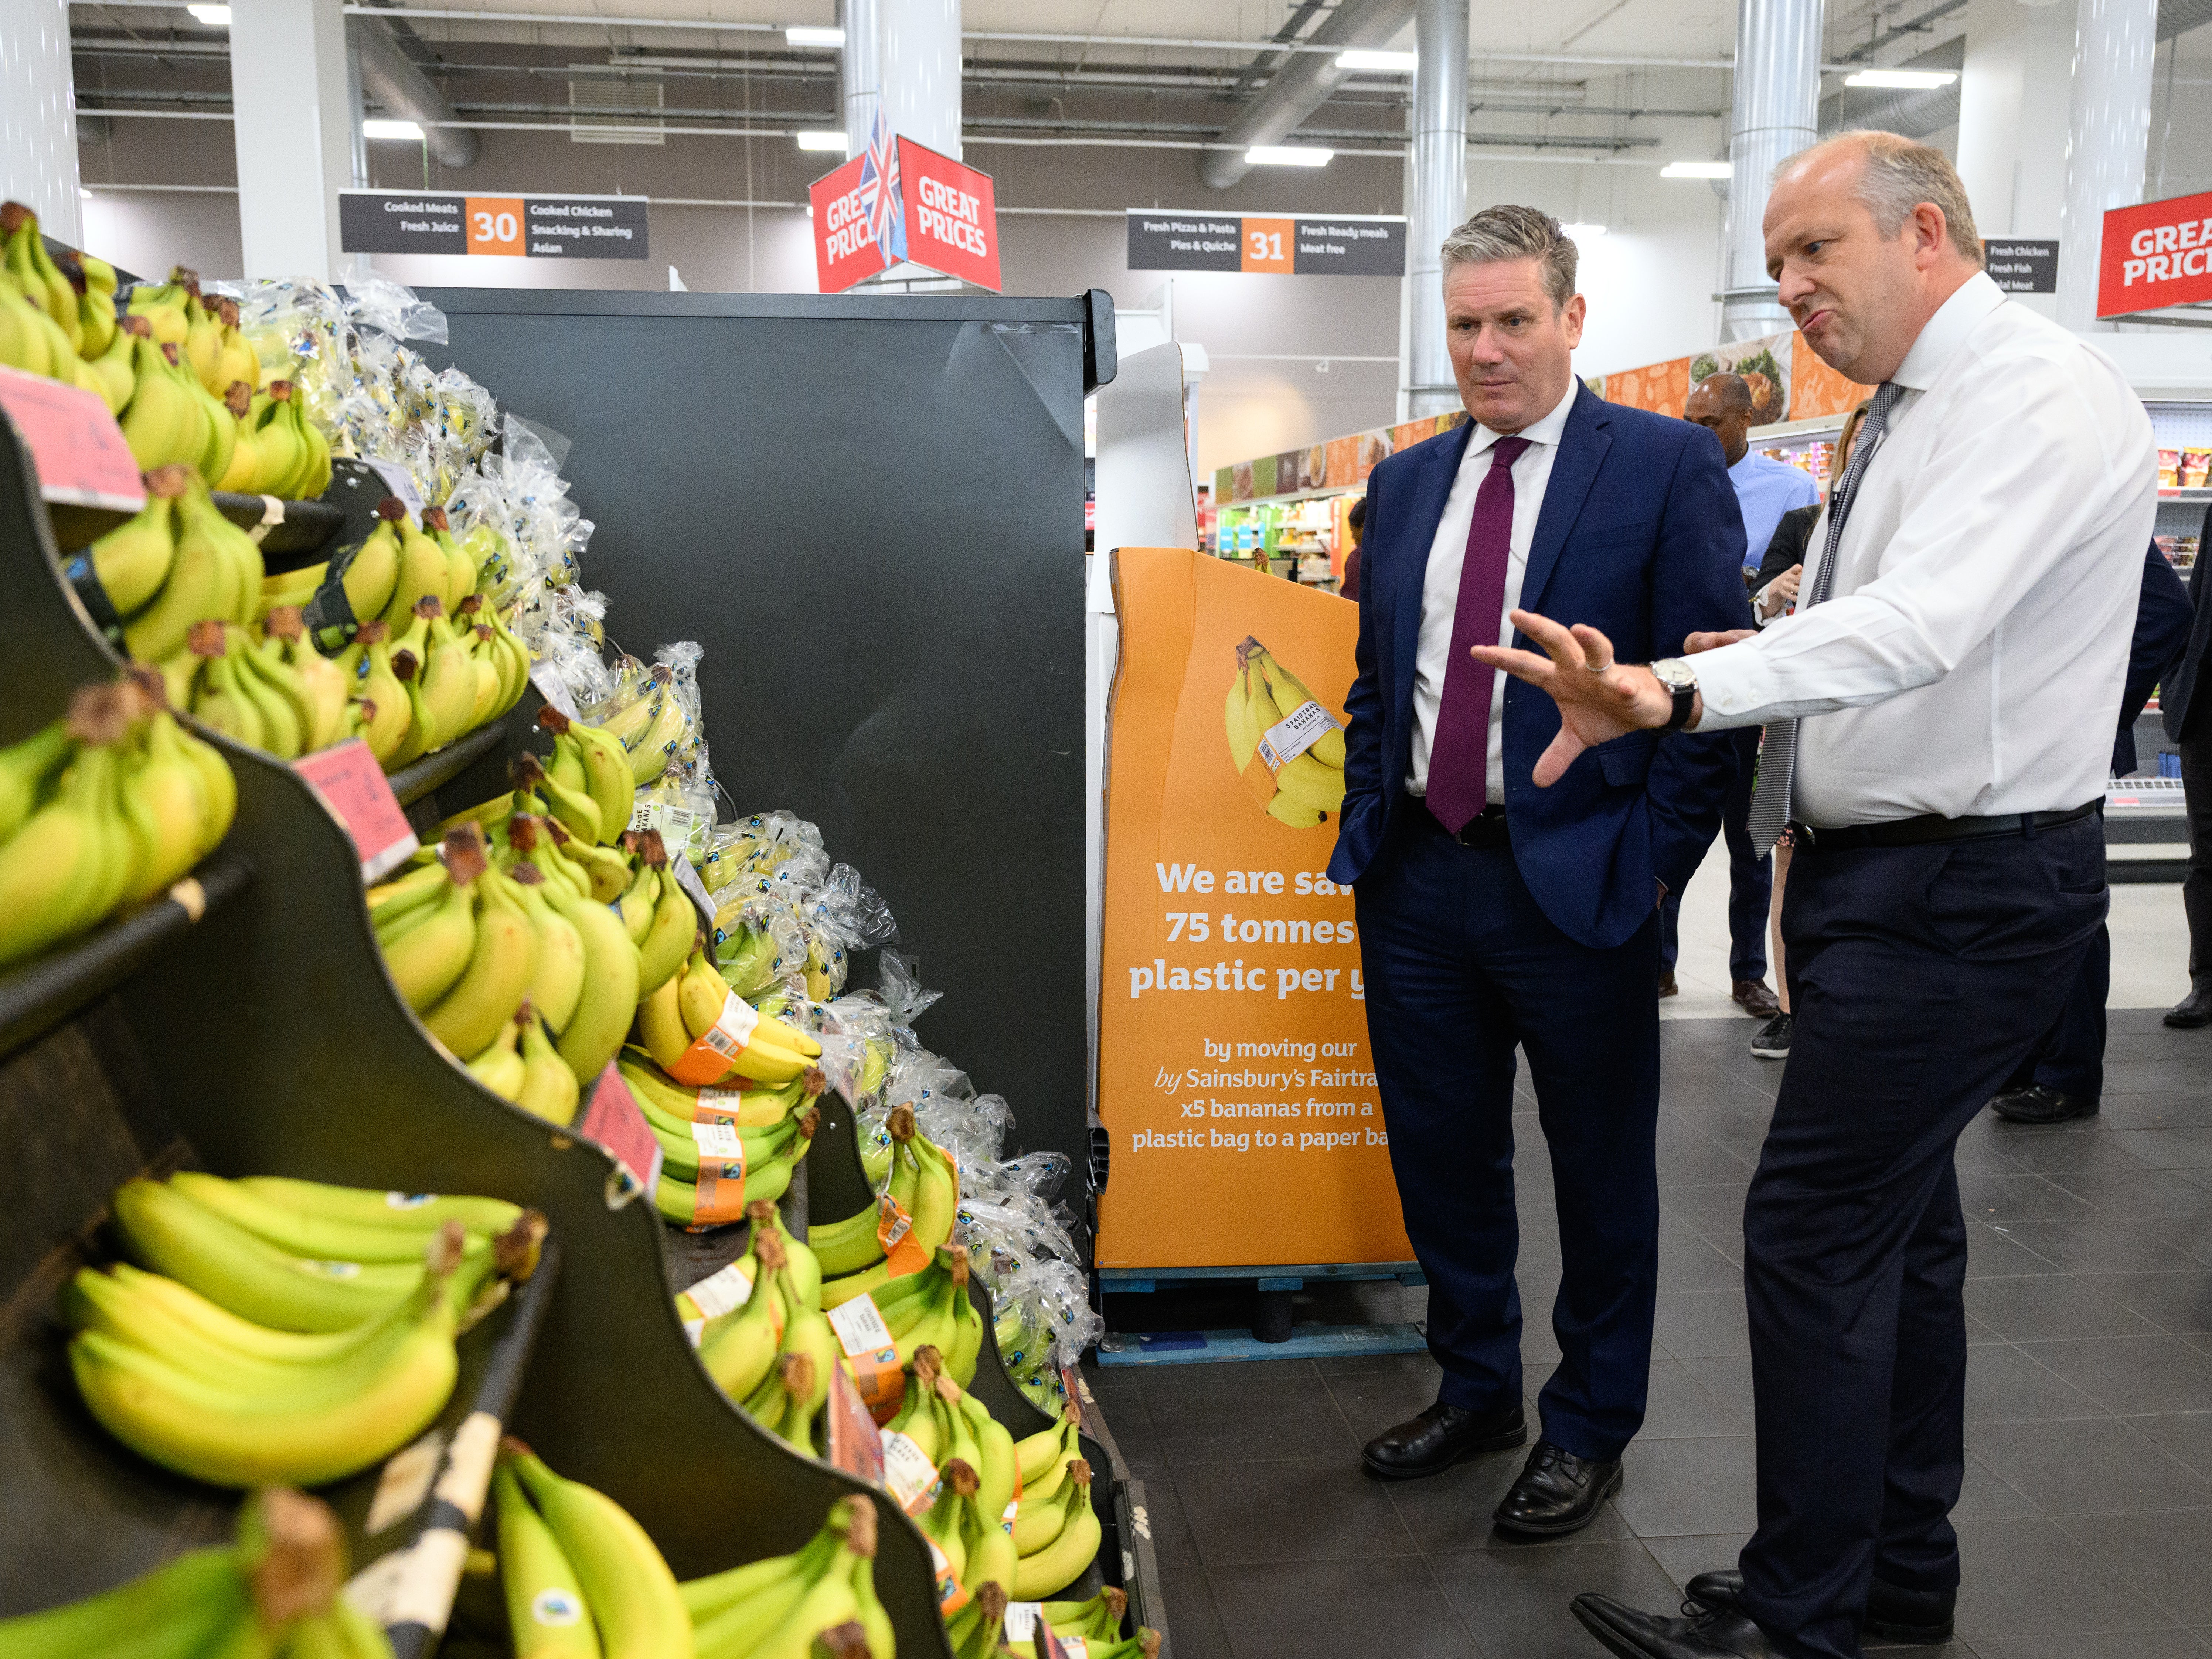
left=463, top=197, right=525, bottom=256
left=1095, top=547, right=1412, bottom=1270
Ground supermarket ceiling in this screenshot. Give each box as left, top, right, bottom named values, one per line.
left=63, top=0, right=2212, bottom=168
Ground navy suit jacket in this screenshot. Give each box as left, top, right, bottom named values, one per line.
left=2115, top=539, right=2192, bottom=774
left=1325, top=384, right=1756, bottom=951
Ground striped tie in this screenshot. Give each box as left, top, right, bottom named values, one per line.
left=1744, top=379, right=1905, bottom=857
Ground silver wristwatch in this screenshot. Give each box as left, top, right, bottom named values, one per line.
left=1650, top=658, right=1698, bottom=733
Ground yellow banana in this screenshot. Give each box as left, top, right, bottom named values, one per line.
left=506, top=1442, right=694, bottom=1659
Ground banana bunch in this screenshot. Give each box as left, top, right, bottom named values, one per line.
left=86, top=463, right=265, bottom=662
left=106, top=314, right=250, bottom=484
left=636, top=943, right=824, bottom=1087
left=1012, top=1406, right=1083, bottom=1504
left=535, top=704, right=637, bottom=847
left=0, top=1488, right=396, bottom=1659
left=712, top=919, right=784, bottom=998
left=943, top=1583, right=1007, bottom=1659
left=1008, top=1455, right=1102, bottom=1601
left=676, top=1199, right=823, bottom=1330
left=372, top=821, right=641, bottom=1097
left=885, top=1359, right=1022, bottom=1596
left=0, top=677, right=236, bottom=968
left=215, top=378, right=332, bottom=498
left=594, top=663, right=690, bottom=787
left=653, top=1098, right=818, bottom=1230
left=75, top=1172, right=542, bottom=1487
left=823, top=1243, right=983, bottom=1385
left=624, top=1055, right=813, bottom=1175
left=496, top=1440, right=695, bottom=1659
left=726, top=1232, right=840, bottom=1451
left=162, top=617, right=353, bottom=760
left=678, top=1496, right=889, bottom=1659
left=0, top=200, right=126, bottom=412
left=1043, top=1585, right=1156, bottom=1655
left=1224, top=633, right=1347, bottom=830
left=814, top=1105, right=960, bottom=1294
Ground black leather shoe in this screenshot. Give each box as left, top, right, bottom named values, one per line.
left=1572, top=1597, right=1785, bottom=1658
left=2167, top=980, right=2212, bottom=1028
left=1682, top=1567, right=1955, bottom=1644
left=1988, top=1083, right=2097, bottom=1125
left=1359, top=1401, right=1525, bottom=1481
left=1491, top=1439, right=1621, bottom=1536
left=1659, top=970, right=1680, bottom=999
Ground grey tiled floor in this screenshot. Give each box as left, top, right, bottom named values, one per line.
left=1104, top=1011, right=2212, bottom=1659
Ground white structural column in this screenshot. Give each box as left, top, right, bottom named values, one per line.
left=1407, top=0, right=1469, bottom=420
left=844, top=0, right=960, bottom=161
left=1722, top=0, right=1823, bottom=341
left=2055, top=0, right=2158, bottom=330
left=1955, top=0, right=2075, bottom=243
left=230, top=0, right=352, bottom=282
left=0, top=0, right=82, bottom=246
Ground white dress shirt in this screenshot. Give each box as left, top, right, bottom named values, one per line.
left=1690, top=272, right=2157, bottom=824
left=1408, top=383, right=1578, bottom=805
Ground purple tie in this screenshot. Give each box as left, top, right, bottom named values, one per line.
left=1427, top=435, right=1531, bottom=835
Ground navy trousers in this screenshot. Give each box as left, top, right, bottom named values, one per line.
left=1738, top=817, right=2106, bottom=1659
left=1355, top=810, right=1661, bottom=1462
left=1659, top=727, right=1770, bottom=981
left=2006, top=920, right=2110, bottom=1106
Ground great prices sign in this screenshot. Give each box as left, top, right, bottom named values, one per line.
left=808, top=135, right=1001, bottom=294
left=2098, top=188, right=2212, bottom=318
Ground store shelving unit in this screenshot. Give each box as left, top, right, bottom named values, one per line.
left=0, top=409, right=969, bottom=1658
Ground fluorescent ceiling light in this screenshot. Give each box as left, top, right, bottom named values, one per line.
left=186, top=3, right=229, bottom=22
left=796, top=129, right=847, bottom=151
left=363, top=118, right=425, bottom=140
left=785, top=25, right=845, bottom=47
left=1561, top=222, right=1608, bottom=238
left=1335, top=49, right=1418, bottom=72
left=1246, top=146, right=1333, bottom=168
left=1661, top=160, right=1731, bottom=178
left=1843, top=67, right=1958, bottom=87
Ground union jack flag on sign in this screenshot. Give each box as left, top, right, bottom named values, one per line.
left=857, top=110, right=907, bottom=265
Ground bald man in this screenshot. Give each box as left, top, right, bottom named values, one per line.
left=1476, top=133, right=2154, bottom=1659
left=1686, top=371, right=1821, bottom=576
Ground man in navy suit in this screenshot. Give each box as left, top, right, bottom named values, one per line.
left=1331, top=204, right=1752, bottom=1536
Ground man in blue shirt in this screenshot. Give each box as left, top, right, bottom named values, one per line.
left=1654, top=372, right=1818, bottom=1015
left=1689, top=371, right=1823, bottom=572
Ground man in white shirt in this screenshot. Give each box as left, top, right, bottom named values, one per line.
left=1327, top=206, right=1752, bottom=1538
left=1469, top=135, right=2154, bottom=1659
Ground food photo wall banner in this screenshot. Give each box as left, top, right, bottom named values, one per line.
left=1096, top=545, right=1413, bottom=1271
left=1125, top=211, right=1406, bottom=276
left=338, top=191, right=649, bottom=260
left=810, top=122, right=1003, bottom=294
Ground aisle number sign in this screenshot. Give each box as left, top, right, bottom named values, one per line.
left=1125, top=211, right=1406, bottom=276
left=338, top=190, right=650, bottom=260
left=1095, top=546, right=1412, bottom=1270
left=2099, top=188, right=2212, bottom=318
left=809, top=133, right=1003, bottom=294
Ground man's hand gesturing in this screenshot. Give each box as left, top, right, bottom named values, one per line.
left=1470, top=610, right=1678, bottom=787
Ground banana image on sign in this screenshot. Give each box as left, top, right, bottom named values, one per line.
left=1224, top=635, right=1348, bottom=828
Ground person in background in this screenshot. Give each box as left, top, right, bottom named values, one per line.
left=2161, top=497, right=2212, bottom=1028
left=1742, top=402, right=1869, bottom=1060
left=1469, top=133, right=2153, bottom=1659
left=1687, top=372, right=1823, bottom=578
left=1984, top=540, right=2192, bottom=1122
left=1654, top=372, right=1816, bottom=1015
left=1341, top=496, right=1367, bottom=601
left=1329, top=205, right=1748, bottom=1539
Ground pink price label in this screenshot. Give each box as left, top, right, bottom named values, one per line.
left=295, top=738, right=420, bottom=881
left=0, top=367, right=144, bottom=511
left=578, top=1066, right=666, bottom=1196
left=826, top=1364, right=886, bottom=1484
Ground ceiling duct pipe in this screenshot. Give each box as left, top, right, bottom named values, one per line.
left=1199, top=0, right=1416, bottom=190
left=1721, top=0, right=1823, bottom=340
left=1408, top=0, right=1469, bottom=420
left=1820, top=37, right=1963, bottom=138
left=350, top=15, right=478, bottom=169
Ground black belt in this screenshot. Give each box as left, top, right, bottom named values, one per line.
left=1415, top=804, right=1511, bottom=848
left=1789, top=800, right=2100, bottom=853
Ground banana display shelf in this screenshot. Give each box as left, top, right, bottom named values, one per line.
left=0, top=418, right=961, bottom=1655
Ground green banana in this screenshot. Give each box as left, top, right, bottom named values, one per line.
left=495, top=1461, right=602, bottom=1659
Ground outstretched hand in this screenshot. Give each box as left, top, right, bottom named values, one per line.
left=1469, top=610, right=1675, bottom=787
